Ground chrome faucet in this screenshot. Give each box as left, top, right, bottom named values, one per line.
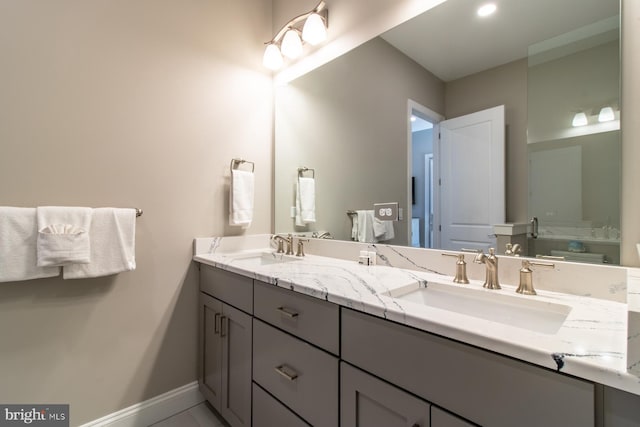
left=272, top=234, right=294, bottom=255
left=474, top=248, right=501, bottom=290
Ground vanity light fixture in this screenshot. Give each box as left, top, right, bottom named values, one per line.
left=598, top=106, right=615, bottom=122
left=572, top=111, right=588, bottom=127
left=262, top=1, right=329, bottom=70
left=477, top=3, right=497, bottom=17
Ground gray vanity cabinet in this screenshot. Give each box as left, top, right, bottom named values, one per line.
left=341, top=362, right=430, bottom=427
left=430, top=408, right=475, bottom=427
left=602, top=386, right=640, bottom=427
left=199, top=266, right=253, bottom=427
left=342, top=308, right=595, bottom=427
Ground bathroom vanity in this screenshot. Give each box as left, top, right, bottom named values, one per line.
left=194, top=235, right=640, bottom=427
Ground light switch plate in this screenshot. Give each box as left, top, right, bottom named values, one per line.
left=374, top=202, right=399, bottom=221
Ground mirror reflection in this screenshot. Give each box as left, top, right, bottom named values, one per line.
left=275, top=0, right=620, bottom=264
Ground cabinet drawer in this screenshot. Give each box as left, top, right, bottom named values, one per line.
left=252, top=383, right=309, bottom=427
left=254, top=281, right=339, bottom=354
left=431, top=407, right=474, bottom=427
left=253, top=319, right=338, bottom=427
left=342, top=308, right=594, bottom=427
left=341, top=362, right=430, bottom=427
left=200, top=265, right=253, bottom=314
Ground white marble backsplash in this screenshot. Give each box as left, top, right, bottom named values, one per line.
left=301, top=238, right=628, bottom=303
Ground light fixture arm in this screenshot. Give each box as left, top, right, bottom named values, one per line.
left=267, top=1, right=328, bottom=44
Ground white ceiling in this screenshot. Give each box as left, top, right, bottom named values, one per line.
left=381, top=0, right=619, bottom=82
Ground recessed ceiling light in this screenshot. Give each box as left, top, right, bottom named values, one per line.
left=477, top=3, right=497, bottom=17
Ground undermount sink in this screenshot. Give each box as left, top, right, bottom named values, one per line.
left=229, top=251, right=301, bottom=266
left=385, top=281, right=572, bottom=334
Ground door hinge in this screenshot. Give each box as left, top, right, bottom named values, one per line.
left=439, top=225, right=442, bottom=231
left=438, top=178, right=441, bottom=186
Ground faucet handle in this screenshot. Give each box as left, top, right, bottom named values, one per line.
left=296, top=239, right=309, bottom=257
left=441, top=253, right=469, bottom=284
left=516, top=260, right=554, bottom=295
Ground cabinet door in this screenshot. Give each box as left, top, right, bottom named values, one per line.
left=431, top=407, right=475, bottom=427
left=199, top=293, right=223, bottom=410
left=220, top=303, right=253, bottom=427
left=341, top=362, right=430, bottom=427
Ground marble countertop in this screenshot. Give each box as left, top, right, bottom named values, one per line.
left=194, top=241, right=639, bottom=396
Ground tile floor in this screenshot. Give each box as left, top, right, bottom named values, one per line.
left=150, top=402, right=227, bottom=427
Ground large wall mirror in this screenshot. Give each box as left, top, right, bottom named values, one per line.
left=275, top=0, right=620, bottom=264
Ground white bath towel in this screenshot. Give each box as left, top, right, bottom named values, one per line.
left=63, top=208, right=136, bottom=279
left=229, top=169, right=254, bottom=227
left=299, top=177, right=316, bottom=223
left=356, top=210, right=376, bottom=243
left=373, top=218, right=395, bottom=242
left=0, top=207, right=60, bottom=282
left=295, top=177, right=316, bottom=226
left=36, top=206, right=92, bottom=267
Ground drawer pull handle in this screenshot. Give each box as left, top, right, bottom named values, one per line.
left=276, top=306, right=299, bottom=318
left=214, top=313, right=221, bottom=334
left=274, top=365, right=298, bottom=381
left=220, top=316, right=227, bottom=337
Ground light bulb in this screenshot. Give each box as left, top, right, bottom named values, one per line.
left=572, top=112, right=588, bottom=127
left=598, top=106, right=615, bottom=122
left=477, top=3, right=497, bottom=17
left=302, top=13, right=327, bottom=45
left=281, top=29, right=303, bottom=59
left=263, top=43, right=283, bottom=70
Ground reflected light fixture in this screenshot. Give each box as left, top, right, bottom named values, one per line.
left=598, top=106, right=615, bottom=122
left=572, top=111, right=588, bottom=127
left=262, top=1, right=328, bottom=70
left=477, top=3, right=497, bottom=17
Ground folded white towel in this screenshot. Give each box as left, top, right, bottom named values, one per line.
left=296, top=177, right=316, bottom=225
left=373, top=218, right=395, bottom=242
left=229, top=169, right=254, bottom=227
left=0, top=207, right=60, bottom=282
left=37, top=206, right=92, bottom=267
left=63, top=208, right=136, bottom=279
left=356, top=210, right=376, bottom=243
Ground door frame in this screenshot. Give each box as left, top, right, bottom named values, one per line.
left=407, top=99, right=444, bottom=247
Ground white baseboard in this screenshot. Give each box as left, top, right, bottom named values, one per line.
left=79, top=381, right=204, bottom=427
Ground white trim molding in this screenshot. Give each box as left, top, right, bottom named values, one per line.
left=79, top=382, right=204, bottom=427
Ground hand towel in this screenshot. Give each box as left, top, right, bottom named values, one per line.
left=36, top=206, right=92, bottom=267
left=0, top=207, right=60, bottom=282
left=373, top=218, right=395, bottom=242
left=298, top=177, right=316, bottom=224
left=356, top=210, right=376, bottom=243
left=229, top=169, right=254, bottom=227
left=63, top=208, right=136, bottom=279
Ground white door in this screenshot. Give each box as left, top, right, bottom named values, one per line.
left=438, top=105, right=505, bottom=251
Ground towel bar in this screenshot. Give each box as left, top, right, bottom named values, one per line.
left=298, top=167, right=315, bottom=178
left=135, top=208, right=143, bottom=217
left=231, top=158, right=255, bottom=173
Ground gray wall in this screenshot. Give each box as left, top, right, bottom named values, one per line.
left=275, top=37, right=444, bottom=245
left=0, top=1, right=272, bottom=424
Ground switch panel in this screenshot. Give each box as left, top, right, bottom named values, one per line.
left=374, top=202, right=399, bottom=221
